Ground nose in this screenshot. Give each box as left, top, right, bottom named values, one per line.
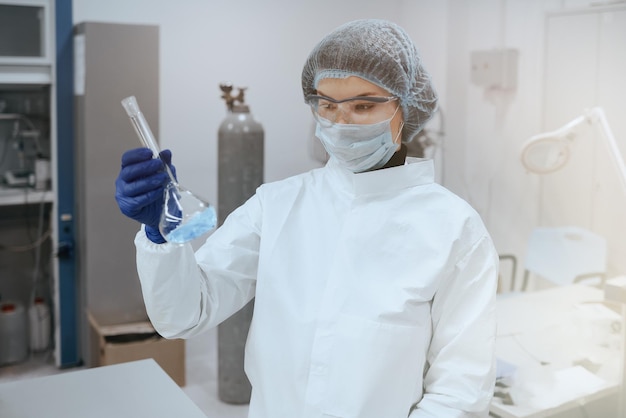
left=333, top=105, right=351, bottom=124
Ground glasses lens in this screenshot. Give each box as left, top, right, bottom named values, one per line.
left=307, top=95, right=398, bottom=125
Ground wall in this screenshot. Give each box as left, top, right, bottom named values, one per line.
left=72, top=0, right=626, bottom=285
left=72, top=0, right=435, bottom=205
left=445, top=0, right=559, bottom=283
left=445, top=0, right=626, bottom=286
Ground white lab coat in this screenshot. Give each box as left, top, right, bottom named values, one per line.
left=135, top=158, right=498, bottom=418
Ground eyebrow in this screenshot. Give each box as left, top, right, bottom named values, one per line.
left=315, top=91, right=385, bottom=99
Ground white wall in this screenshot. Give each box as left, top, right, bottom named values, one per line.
left=72, top=0, right=438, bottom=206
left=445, top=0, right=558, bottom=273
left=446, top=0, right=626, bottom=285
left=73, top=0, right=626, bottom=283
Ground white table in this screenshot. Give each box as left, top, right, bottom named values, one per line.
left=0, top=359, right=208, bottom=418
left=490, top=285, right=622, bottom=417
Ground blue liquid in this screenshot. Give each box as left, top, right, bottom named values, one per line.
left=165, top=207, right=217, bottom=244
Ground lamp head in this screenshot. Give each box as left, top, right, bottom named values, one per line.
left=521, top=114, right=587, bottom=174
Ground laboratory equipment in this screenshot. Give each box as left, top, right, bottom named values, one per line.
left=217, top=83, right=264, bottom=404
left=121, top=96, right=216, bottom=244
left=0, top=112, right=44, bottom=189
left=217, top=83, right=264, bottom=224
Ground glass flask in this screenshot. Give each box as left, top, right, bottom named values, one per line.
left=121, top=96, right=217, bottom=244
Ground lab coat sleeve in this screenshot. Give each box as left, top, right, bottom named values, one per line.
left=410, top=234, right=498, bottom=418
left=135, top=194, right=262, bottom=339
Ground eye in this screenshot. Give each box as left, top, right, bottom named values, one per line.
left=353, top=101, right=377, bottom=112
left=318, top=100, right=337, bottom=111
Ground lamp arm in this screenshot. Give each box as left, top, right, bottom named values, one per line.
left=587, top=107, right=626, bottom=195
left=526, top=114, right=587, bottom=144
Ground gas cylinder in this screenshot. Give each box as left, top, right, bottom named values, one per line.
left=217, top=83, right=264, bottom=404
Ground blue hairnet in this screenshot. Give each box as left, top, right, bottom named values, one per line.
left=302, top=19, right=438, bottom=143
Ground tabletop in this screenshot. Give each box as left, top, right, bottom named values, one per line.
left=0, top=359, right=208, bottom=418
left=490, top=285, right=622, bottom=417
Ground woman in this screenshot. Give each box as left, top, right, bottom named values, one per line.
left=116, top=19, right=498, bottom=418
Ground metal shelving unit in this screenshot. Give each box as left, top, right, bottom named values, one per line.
left=0, top=0, right=78, bottom=369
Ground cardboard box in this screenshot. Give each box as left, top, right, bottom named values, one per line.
left=88, top=312, right=185, bottom=386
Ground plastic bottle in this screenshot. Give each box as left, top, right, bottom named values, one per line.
left=29, top=296, right=51, bottom=352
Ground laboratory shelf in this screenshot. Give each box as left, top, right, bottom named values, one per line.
left=0, top=0, right=78, bottom=371
left=0, top=65, right=53, bottom=85
left=0, top=187, right=53, bottom=206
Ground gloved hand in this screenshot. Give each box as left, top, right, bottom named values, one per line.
left=115, top=147, right=176, bottom=243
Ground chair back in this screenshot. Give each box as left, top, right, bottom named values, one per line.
left=524, top=226, right=607, bottom=288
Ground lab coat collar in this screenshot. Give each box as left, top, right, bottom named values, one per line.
left=326, top=157, right=435, bottom=196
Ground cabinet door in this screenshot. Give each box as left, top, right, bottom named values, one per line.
left=0, top=1, right=52, bottom=65
left=542, top=7, right=626, bottom=274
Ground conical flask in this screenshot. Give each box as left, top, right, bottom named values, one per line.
left=121, top=96, right=217, bottom=244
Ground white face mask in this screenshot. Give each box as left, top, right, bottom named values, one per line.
left=315, top=112, right=403, bottom=173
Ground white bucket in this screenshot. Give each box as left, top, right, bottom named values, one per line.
left=0, top=301, right=28, bottom=365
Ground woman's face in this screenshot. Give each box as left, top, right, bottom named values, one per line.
left=316, top=76, right=403, bottom=149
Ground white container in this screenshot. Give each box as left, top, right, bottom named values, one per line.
left=0, top=301, right=28, bottom=365
left=34, top=158, right=51, bottom=190
left=29, top=297, right=51, bottom=352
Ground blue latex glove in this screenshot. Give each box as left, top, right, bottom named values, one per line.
left=115, top=147, right=176, bottom=243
